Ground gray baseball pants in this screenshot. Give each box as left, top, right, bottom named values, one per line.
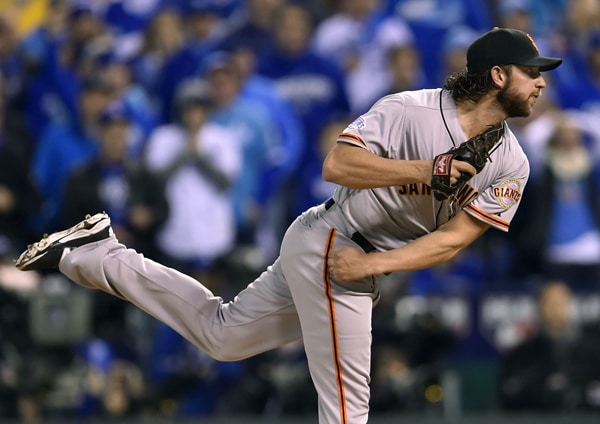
left=59, top=203, right=379, bottom=423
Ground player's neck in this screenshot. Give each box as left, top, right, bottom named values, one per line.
left=456, top=97, right=506, bottom=138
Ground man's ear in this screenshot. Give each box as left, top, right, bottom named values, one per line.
left=490, top=65, right=509, bottom=89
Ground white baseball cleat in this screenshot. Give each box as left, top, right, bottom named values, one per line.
left=15, top=212, right=112, bottom=271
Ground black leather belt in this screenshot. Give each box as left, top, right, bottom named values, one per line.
left=324, top=197, right=335, bottom=210
left=324, top=198, right=376, bottom=253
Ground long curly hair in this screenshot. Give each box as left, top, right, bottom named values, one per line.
left=444, top=66, right=512, bottom=103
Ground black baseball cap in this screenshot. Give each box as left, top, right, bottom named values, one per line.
left=466, top=28, right=562, bottom=73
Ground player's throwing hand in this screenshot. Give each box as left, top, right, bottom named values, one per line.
left=328, top=246, right=373, bottom=282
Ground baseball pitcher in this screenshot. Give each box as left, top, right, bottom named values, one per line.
left=16, top=28, right=561, bottom=423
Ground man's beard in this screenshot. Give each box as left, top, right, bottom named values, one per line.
left=496, top=79, right=532, bottom=118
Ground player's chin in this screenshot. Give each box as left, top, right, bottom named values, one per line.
left=501, top=97, right=533, bottom=119
left=515, top=102, right=534, bottom=118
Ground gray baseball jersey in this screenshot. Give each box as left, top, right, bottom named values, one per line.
left=334, top=88, right=528, bottom=248
left=57, top=87, right=529, bottom=424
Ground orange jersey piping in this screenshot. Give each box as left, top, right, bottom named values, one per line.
left=338, top=133, right=366, bottom=147
left=465, top=204, right=510, bottom=231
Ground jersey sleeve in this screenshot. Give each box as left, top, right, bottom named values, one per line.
left=464, top=146, right=530, bottom=232
left=336, top=94, right=405, bottom=156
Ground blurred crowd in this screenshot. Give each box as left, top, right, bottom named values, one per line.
left=1, top=0, right=600, bottom=421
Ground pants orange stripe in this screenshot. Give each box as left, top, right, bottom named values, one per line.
left=323, top=229, right=348, bottom=424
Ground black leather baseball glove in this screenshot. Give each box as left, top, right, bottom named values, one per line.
left=431, top=123, right=505, bottom=201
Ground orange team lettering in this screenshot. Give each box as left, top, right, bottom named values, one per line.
left=494, top=186, right=521, bottom=202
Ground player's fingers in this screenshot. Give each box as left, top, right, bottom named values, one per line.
left=327, top=252, right=338, bottom=271
left=453, top=160, right=477, bottom=177
left=328, top=249, right=347, bottom=279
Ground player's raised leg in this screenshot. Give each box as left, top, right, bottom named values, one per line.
left=15, top=213, right=303, bottom=361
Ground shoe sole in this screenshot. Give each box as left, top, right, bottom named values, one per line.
left=15, top=213, right=111, bottom=271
